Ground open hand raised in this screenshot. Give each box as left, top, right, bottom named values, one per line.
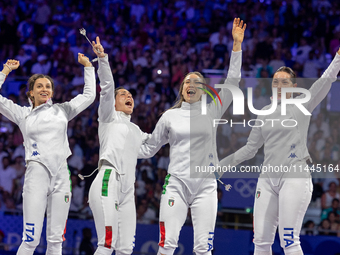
left=232, top=18, right=246, bottom=44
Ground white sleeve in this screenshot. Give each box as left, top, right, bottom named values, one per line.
left=97, top=55, right=116, bottom=123
left=0, top=73, right=27, bottom=125
left=60, top=67, right=96, bottom=121
left=220, top=119, right=264, bottom=168
left=208, top=50, right=242, bottom=119
left=140, top=129, right=151, bottom=143
left=138, top=114, right=169, bottom=158
left=303, top=53, right=340, bottom=112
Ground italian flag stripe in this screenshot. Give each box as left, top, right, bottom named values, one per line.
left=102, top=169, right=112, bottom=196
left=162, top=174, right=171, bottom=194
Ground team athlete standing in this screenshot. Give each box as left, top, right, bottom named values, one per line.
left=0, top=54, right=95, bottom=255
left=220, top=48, right=340, bottom=254
left=88, top=37, right=149, bottom=255
left=138, top=18, right=246, bottom=255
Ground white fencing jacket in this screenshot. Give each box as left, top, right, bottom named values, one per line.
left=220, top=53, right=340, bottom=184
left=138, top=51, right=242, bottom=194
left=97, top=55, right=149, bottom=193
left=0, top=67, right=96, bottom=176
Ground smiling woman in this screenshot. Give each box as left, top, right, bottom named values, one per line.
left=138, top=18, right=246, bottom=255
left=181, top=72, right=205, bottom=103
left=26, top=74, right=54, bottom=108
left=168, top=71, right=206, bottom=109
left=0, top=54, right=95, bottom=255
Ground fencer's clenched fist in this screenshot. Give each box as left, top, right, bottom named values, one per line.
left=2, top=59, right=20, bottom=76
left=78, top=53, right=92, bottom=67
left=5, top=59, right=20, bottom=70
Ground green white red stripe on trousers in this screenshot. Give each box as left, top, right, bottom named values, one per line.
left=162, top=174, right=171, bottom=194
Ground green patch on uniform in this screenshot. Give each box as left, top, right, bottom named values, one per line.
left=162, top=174, right=171, bottom=194
left=168, top=197, right=174, bottom=207
left=67, top=166, right=72, bottom=192
left=65, top=193, right=70, bottom=203
left=102, top=169, right=112, bottom=196
left=115, top=201, right=119, bottom=211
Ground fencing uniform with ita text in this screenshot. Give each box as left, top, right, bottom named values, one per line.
left=0, top=67, right=95, bottom=255
left=138, top=51, right=242, bottom=255
left=88, top=55, right=149, bottom=255
left=220, top=52, right=340, bottom=255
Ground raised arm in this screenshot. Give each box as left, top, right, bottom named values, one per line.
left=304, top=48, right=340, bottom=112
left=61, top=53, right=96, bottom=121
left=0, top=60, right=27, bottom=124
left=138, top=114, right=169, bottom=158
left=92, top=37, right=116, bottom=123
left=209, top=18, right=246, bottom=118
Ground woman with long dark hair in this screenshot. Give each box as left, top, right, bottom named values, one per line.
left=138, top=18, right=246, bottom=255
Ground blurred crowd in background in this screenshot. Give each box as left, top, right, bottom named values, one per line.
left=0, top=0, right=340, bottom=240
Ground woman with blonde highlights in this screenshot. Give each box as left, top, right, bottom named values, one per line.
left=0, top=54, right=95, bottom=255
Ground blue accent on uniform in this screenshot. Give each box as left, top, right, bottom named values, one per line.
left=31, top=151, right=40, bottom=156
left=290, top=144, right=296, bottom=149
left=288, top=153, right=297, bottom=158
left=207, top=232, right=214, bottom=251
left=25, top=223, right=35, bottom=242
left=283, top=228, right=294, bottom=247
left=25, top=234, right=34, bottom=242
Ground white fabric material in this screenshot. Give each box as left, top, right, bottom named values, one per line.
left=16, top=242, right=36, bottom=255
left=254, top=249, right=272, bottom=255
left=253, top=176, right=312, bottom=253
left=46, top=243, right=63, bottom=255
left=0, top=68, right=95, bottom=176
left=220, top=52, right=340, bottom=253
left=221, top=52, right=340, bottom=183
left=139, top=51, right=242, bottom=254
left=254, top=243, right=272, bottom=255
left=158, top=176, right=217, bottom=255
left=17, top=161, right=71, bottom=255
left=97, top=55, right=149, bottom=193
left=94, top=246, right=114, bottom=255
left=89, top=166, right=136, bottom=254
left=139, top=51, right=242, bottom=194
left=90, top=55, right=145, bottom=254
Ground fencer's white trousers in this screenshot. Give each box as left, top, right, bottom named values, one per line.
left=253, top=175, right=312, bottom=255
left=89, top=165, right=136, bottom=255
left=17, top=161, right=71, bottom=255
left=158, top=175, right=217, bottom=255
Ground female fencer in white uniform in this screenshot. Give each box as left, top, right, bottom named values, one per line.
left=138, top=18, right=246, bottom=255
left=88, top=37, right=149, bottom=255
left=0, top=54, right=95, bottom=255
left=220, top=48, right=340, bottom=255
